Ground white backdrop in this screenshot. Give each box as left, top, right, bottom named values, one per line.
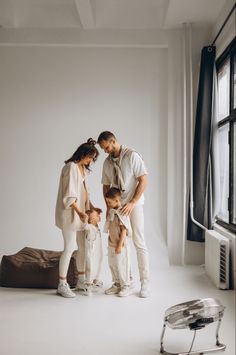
left=0, top=46, right=168, bottom=270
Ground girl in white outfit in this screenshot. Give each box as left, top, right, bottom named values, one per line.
left=82, top=209, right=103, bottom=296
left=55, top=138, right=100, bottom=298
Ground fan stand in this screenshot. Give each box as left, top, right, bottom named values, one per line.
left=160, top=317, right=226, bottom=355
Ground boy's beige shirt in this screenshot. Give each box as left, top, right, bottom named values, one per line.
left=55, top=162, right=90, bottom=231
left=104, top=208, right=132, bottom=248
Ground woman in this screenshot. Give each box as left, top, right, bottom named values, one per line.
left=55, top=138, right=99, bottom=298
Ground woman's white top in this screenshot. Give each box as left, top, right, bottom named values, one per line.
left=55, top=162, right=90, bottom=231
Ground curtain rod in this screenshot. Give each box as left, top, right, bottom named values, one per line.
left=211, top=2, right=236, bottom=46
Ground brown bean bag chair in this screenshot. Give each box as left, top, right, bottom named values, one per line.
left=0, top=247, right=78, bottom=289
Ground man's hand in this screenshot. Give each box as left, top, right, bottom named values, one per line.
left=120, top=175, right=147, bottom=215
left=120, top=201, right=135, bottom=216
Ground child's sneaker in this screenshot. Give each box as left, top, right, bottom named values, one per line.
left=92, top=279, right=103, bottom=292
left=75, top=281, right=93, bottom=296
left=82, top=284, right=93, bottom=296
left=57, top=282, right=76, bottom=298
left=76, top=282, right=93, bottom=296
left=105, top=283, right=121, bottom=295
left=118, top=285, right=132, bottom=297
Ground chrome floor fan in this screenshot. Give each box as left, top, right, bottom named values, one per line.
left=160, top=298, right=226, bottom=355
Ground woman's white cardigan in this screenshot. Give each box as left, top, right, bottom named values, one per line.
left=55, top=162, right=90, bottom=231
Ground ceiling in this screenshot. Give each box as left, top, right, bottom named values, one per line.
left=0, top=0, right=228, bottom=30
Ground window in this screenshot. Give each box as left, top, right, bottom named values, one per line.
left=216, top=37, right=236, bottom=233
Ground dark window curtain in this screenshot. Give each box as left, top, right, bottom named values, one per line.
left=187, top=46, right=216, bottom=242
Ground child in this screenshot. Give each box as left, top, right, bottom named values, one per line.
left=76, top=209, right=103, bottom=296
left=104, top=187, right=132, bottom=297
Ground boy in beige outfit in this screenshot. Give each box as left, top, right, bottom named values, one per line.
left=104, top=187, right=132, bottom=297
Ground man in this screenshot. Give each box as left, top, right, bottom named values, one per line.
left=97, top=131, right=150, bottom=298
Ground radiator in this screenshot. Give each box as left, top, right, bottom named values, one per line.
left=205, top=230, right=230, bottom=290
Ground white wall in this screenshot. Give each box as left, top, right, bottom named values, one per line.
left=0, top=46, right=168, bottom=263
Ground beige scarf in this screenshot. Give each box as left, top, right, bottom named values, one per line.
left=103, top=207, right=132, bottom=237
left=108, top=145, right=135, bottom=191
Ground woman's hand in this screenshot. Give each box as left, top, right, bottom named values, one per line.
left=70, top=202, right=88, bottom=223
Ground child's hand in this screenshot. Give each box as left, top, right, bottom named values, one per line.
left=79, top=212, right=88, bottom=223
left=115, top=244, right=123, bottom=254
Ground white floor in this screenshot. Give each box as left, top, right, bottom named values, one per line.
left=0, top=247, right=235, bottom=355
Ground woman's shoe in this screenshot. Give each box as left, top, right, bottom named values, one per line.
left=57, top=282, right=76, bottom=298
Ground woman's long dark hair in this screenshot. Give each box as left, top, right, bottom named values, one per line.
left=65, top=138, right=99, bottom=171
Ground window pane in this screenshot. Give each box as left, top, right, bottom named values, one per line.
left=218, top=60, right=230, bottom=120
left=217, top=123, right=229, bottom=222
left=234, top=122, right=236, bottom=224
left=234, top=55, right=236, bottom=109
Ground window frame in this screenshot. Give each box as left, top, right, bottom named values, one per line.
left=216, top=37, right=236, bottom=234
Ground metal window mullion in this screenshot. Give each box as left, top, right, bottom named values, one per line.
left=229, top=121, right=234, bottom=223
left=217, top=111, right=236, bottom=128
left=216, top=37, right=236, bottom=232
left=229, top=49, right=235, bottom=224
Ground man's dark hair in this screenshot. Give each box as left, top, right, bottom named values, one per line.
left=105, top=187, right=121, bottom=199
left=97, top=131, right=116, bottom=143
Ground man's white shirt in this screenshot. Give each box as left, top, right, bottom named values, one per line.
left=101, top=148, right=148, bottom=205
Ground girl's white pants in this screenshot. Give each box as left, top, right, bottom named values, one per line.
left=85, top=230, right=103, bottom=283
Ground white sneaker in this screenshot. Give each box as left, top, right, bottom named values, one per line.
left=92, top=279, right=103, bottom=292
left=75, top=281, right=93, bottom=296
left=105, top=283, right=121, bottom=295
left=118, top=285, right=132, bottom=297
left=57, top=282, right=76, bottom=298
left=82, top=284, right=93, bottom=296
left=139, top=280, right=150, bottom=298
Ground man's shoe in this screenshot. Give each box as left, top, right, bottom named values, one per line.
left=139, top=280, right=150, bottom=298
left=105, top=283, right=121, bottom=295
left=118, top=285, right=132, bottom=297
left=57, top=282, right=76, bottom=298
